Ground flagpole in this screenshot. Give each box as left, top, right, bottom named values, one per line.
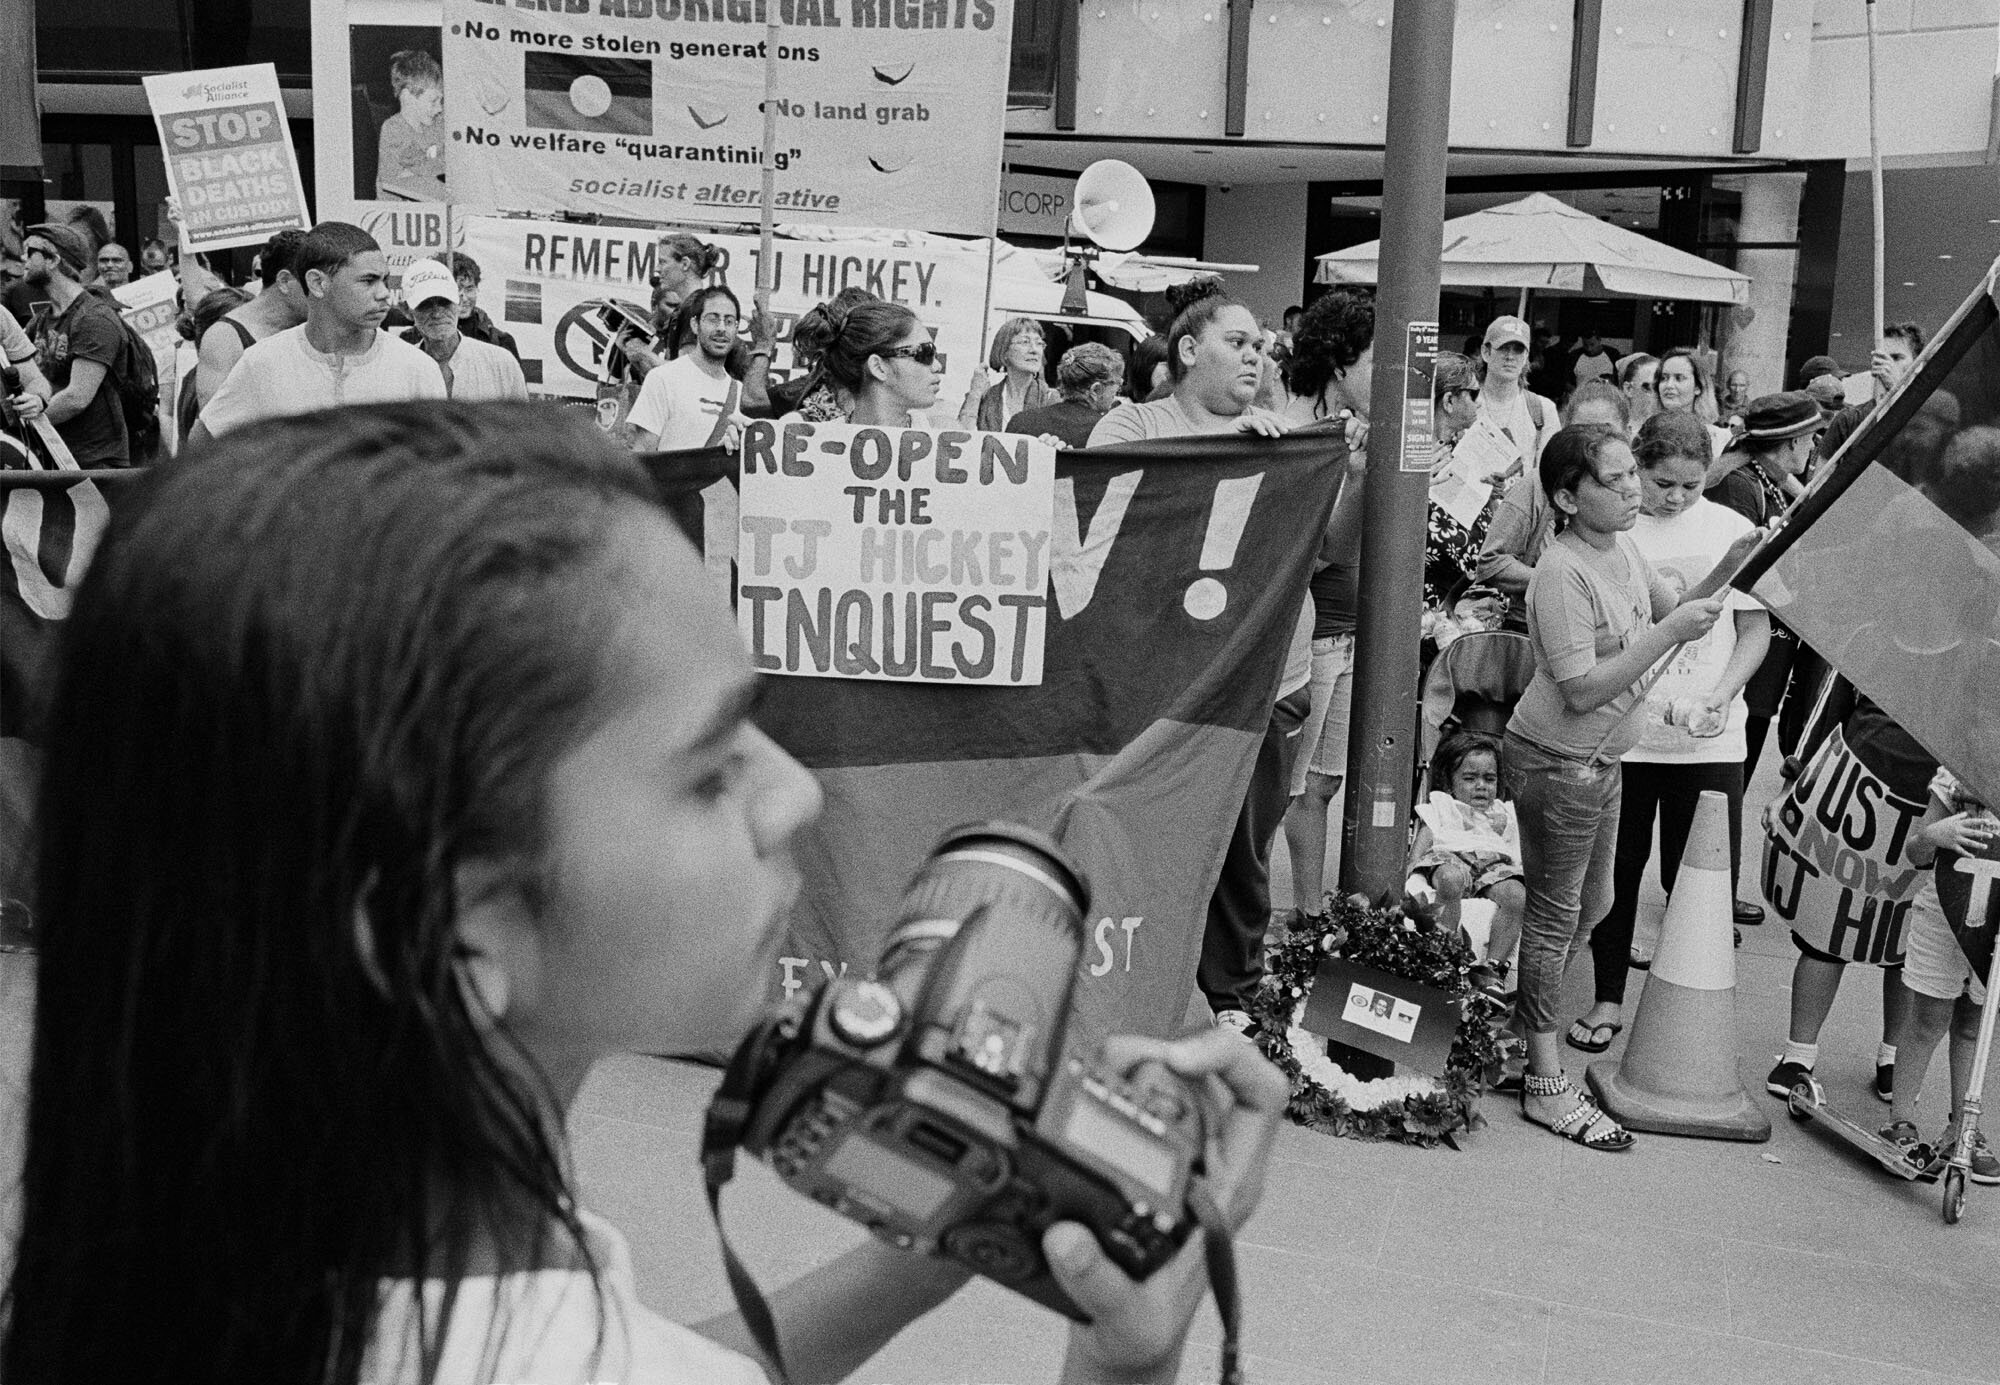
left=756, top=4, right=781, bottom=322
left=1865, top=0, right=1885, bottom=345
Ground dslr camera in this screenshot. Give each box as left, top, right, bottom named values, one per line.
left=708, top=824, right=1205, bottom=1321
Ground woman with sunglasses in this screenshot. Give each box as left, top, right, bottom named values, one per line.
left=1423, top=350, right=1505, bottom=622
left=819, top=299, right=944, bottom=427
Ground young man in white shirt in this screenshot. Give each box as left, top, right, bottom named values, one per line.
left=627, top=285, right=743, bottom=452
left=1477, top=315, right=1559, bottom=479
left=399, top=259, right=527, bottom=402
left=191, top=223, right=444, bottom=442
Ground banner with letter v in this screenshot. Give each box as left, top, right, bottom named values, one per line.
left=643, top=427, right=1346, bottom=1047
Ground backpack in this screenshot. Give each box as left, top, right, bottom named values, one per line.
left=108, top=315, right=162, bottom=463
left=1524, top=392, right=1547, bottom=433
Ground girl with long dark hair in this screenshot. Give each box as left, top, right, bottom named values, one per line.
left=3, top=402, right=1284, bottom=1383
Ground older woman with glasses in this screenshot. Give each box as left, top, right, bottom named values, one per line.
left=958, top=316, right=1056, bottom=431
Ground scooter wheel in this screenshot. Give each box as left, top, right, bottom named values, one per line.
left=1943, top=1167, right=1966, bottom=1225
left=1787, top=1084, right=1813, bottom=1121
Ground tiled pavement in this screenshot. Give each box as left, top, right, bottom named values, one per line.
left=0, top=749, right=1993, bottom=1382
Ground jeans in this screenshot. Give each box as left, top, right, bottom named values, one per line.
left=1589, top=758, right=1744, bottom=1006
left=1200, top=687, right=1312, bottom=1013
left=1504, top=733, right=1623, bottom=1036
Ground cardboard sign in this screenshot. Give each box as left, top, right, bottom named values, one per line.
left=1301, top=956, right=1460, bottom=1075
left=1760, top=726, right=1930, bottom=966
left=440, top=0, right=1011, bottom=234
left=144, top=64, right=309, bottom=252
left=111, top=274, right=181, bottom=361
left=736, top=420, right=1055, bottom=685
left=1936, top=844, right=2000, bottom=981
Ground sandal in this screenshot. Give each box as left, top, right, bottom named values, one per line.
left=1522, top=1073, right=1635, bottom=1151
left=1565, top=1019, right=1623, bottom=1054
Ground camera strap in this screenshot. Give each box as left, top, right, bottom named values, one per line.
left=1187, top=1175, right=1245, bottom=1385
left=701, top=1048, right=794, bottom=1385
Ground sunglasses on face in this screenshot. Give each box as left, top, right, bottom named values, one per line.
left=881, top=341, right=939, bottom=367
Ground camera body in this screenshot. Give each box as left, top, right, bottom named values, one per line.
left=717, top=824, right=1203, bottom=1321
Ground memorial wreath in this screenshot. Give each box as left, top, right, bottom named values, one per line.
left=1248, top=892, right=1512, bottom=1148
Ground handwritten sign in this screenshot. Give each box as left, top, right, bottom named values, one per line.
left=1760, top=726, right=1929, bottom=966
left=737, top=420, right=1054, bottom=686
left=144, top=64, right=308, bottom=252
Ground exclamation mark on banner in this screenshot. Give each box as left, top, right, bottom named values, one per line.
left=1183, top=473, right=1263, bottom=620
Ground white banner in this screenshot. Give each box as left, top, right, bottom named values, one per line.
left=737, top=420, right=1054, bottom=685
left=440, top=0, right=1010, bottom=234
left=143, top=65, right=310, bottom=253
left=311, top=0, right=486, bottom=279
left=459, top=213, right=998, bottom=406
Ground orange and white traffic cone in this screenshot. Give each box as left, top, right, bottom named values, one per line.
left=1587, top=790, right=1771, bottom=1141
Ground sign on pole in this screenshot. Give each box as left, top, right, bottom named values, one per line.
left=143, top=64, right=309, bottom=252
left=440, top=0, right=1012, bottom=235
left=737, top=420, right=1055, bottom=686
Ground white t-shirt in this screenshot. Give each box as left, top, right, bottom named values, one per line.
left=628, top=354, right=740, bottom=451
left=1624, top=498, right=1758, bottom=764
left=431, top=333, right=529, bottom=402
left=363, top=1210, right=767, bottom=1385
left=198, top=325, right=446, bottom=436
left=1476, top=387, right=1557, bottom=477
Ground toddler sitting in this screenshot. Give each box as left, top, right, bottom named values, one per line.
left=1406, top=731, right=1525, bottom=995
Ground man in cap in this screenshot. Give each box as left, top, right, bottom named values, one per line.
left=21, top=221, right=130, bottom=467
left=397, top=258, right=527, bottom=402
left=191, top=222, right=444, bottom=442
left=1477, top=315, right=1559, bottom=476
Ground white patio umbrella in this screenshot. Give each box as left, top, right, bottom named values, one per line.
left=1314, top=192, right=1749, bottom=306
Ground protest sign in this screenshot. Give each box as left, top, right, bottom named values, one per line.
left=310, top=0, right=475, bottom=279
left=737, top=420, right=1055, bottom=686
left=462, top=213, right=1004, bottom=405
left=144, top=65, right=309, bottom=253
left=440, top=0, right=1011, bottom=235
left=1760, top=725, right=1931, bottom=966
left=111, top=274, right=181, bottom=364
left=646, top=427, right=1348, bottom=1043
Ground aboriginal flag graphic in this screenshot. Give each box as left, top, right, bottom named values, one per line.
left=643, top=430, right=1346, bottom=1047
left=523, top=52, right=653, bottom=136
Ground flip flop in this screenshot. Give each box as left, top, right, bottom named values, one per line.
left=1565, top=1019, right=1623, bottom=1054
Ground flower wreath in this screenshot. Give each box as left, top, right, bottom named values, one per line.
left=1248, top=892, right=1513, bottom=1148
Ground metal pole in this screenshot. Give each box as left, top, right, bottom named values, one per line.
left=1339, top=0, right=1459, bottom=897
left=756, top=4, right=782, bottom=320
left=1865, top=0, right=1885, bottom=346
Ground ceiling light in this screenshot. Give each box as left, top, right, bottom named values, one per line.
left=1902, top=280, right=1917, bottom=286
left=1938, top=253, right=1953, bottom=260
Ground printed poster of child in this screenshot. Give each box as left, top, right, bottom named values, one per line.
left=347, top=26, right=448, bottom=202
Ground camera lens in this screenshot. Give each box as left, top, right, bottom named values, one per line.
left=880, top=823, right=1089, bottom=976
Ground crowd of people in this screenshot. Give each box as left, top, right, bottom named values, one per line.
left=2, top=211, right=1995, bottom=1382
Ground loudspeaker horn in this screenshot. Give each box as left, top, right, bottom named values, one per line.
left=1070, top=160, right=1156, bottom=253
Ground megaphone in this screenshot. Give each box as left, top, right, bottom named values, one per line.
left=1060, top=160, right=1156, bottom=314
left=1069, top=159, right=1156, bottom=252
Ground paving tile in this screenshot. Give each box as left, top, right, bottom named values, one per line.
left=1230, top=1151, right=1402, bottom=1268
left=1722, top=1239, right=2000, bottom=1381
left=1544, top=1304, right=1990, bottom=1385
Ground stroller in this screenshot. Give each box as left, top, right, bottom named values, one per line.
left=1416, top=629, right=1536, bottom=793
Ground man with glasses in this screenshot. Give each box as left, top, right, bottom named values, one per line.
left=21, top=223, right=129, bottom=467
left=399, top=259, right=526, bottom=402
left=439, top=252, right=521, bottom=361
left=627, top=284, right=744, bottom=452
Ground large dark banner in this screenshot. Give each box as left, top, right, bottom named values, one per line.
left=2, top=431, right=1344, bottom=1042
left=1741, top=255, right=2000, bottom=972
left=646, top=429, right=1345, bottom=1045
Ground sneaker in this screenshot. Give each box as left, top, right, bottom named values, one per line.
left=1766, top=1058, right=1814, bottom=1098
left=1940, top=1123, right=2000, bottom=1185
left=1874, top=1062, right=1894, bottom=1103
left=1879, top=1120, right=1943, bottom=1179
left=1214, top=1009, right=1257, bottom=1039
